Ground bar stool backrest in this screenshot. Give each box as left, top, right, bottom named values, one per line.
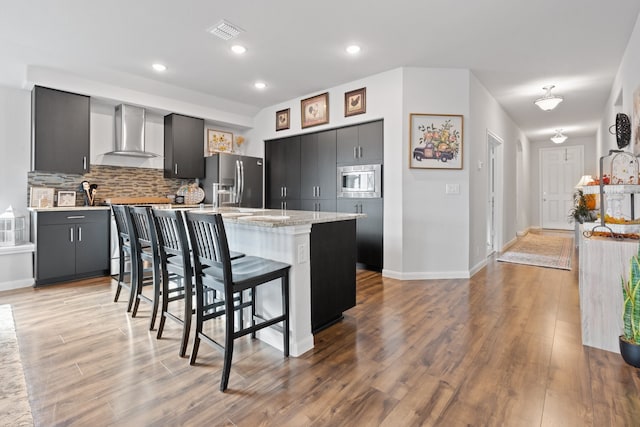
left=150, top=208, right=192, bottom=277
left=185, top=212, right=233, bottom=288
left=112, top=204, right=131, bottom=247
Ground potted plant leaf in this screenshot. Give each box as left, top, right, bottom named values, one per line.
left=568, top=189, right=596, bottom=224
left=620, top=243, right=640, bottom=368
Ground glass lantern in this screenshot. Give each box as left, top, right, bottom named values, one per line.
left=0, top=206, right=27, bottom=246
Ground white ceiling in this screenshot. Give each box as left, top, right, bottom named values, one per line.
left=1, top=0, right=639, bottom=142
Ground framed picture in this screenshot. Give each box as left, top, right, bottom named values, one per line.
left=276, top=108, right=290, bottom=131
left=409, top=113, right=463, bottom=169
left=30, top=187, right=55, bottom=208
left=301, top=92, right=329, bottom=128
left=344, top=87, right=366, bottom=117
left=207, top=129, right=234, bottom=155
left=57, top=191, right=76, bottom=207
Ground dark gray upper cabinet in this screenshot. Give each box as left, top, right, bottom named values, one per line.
left=164, top=113, right=205, bottom=179
left=265, top=136, right=301, bottom=209
left=301, top=129, right=337, bottom=207
left=337, top=120, right=383, bottom=165
left=32, top=86, right=90, bottom=174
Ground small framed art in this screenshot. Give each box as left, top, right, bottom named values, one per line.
left=57, top=191, right=76, bottom=207
left=30, top=187, right=55, bottom=208
left=409, top=113, right=463, bottom=170
left=344, top=87, right=366, bottom=117
left=207, top=129, right=234, bottom=155
left=276, top=108, right=290, bottom=131
left=301, top=93, right=329, bottom=128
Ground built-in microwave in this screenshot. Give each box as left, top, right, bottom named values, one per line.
left=337, top=164, right=382, bottom=198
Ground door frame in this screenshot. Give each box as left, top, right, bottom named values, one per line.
left=487, top=130, right=503, bottom=255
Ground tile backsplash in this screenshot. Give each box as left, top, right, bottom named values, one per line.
left=28, top=165, right=193, bottom=206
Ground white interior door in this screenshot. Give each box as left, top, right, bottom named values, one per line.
left=540, top=146, right=583, bottom=230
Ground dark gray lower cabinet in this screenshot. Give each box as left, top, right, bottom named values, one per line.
left=337, top=198, right=383, bottom=271
left=301, top=199, right=336, bottom=212
left=32, top=210, right=110, bottom=286
left=310, top=220, right=356, bottom=333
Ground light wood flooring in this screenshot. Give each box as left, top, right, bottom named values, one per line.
left=3, top=241, right=640, bottom=426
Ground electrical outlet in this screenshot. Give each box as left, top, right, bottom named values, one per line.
left=297, top=243, right=307, bottom=263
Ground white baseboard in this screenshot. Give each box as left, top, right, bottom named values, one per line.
left=382, top=269, right=471, bottom=280
left=0, top=278, right=34, bottom=292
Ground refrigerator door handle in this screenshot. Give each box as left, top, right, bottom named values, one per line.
left=238, top=160, right=245, bottom=205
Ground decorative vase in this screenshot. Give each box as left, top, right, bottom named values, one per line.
left=619, top=336, right=640, bottom=368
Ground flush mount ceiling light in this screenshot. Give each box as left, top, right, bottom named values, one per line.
left=231, top=45, right=247, bottom=54
left=346, top=45, right=361, bottom=54
left=534, top=85, right=564, bottom=111
left=551, top=129, right=568, bottom=144
left=254, top=81, right=267, bottom=89
left=208, top=19, right=244, bottom=41
left=152, top=63, right=167, bottom=72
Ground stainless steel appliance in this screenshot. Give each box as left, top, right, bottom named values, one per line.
left=202, top=153, right=264, bottom=208
left=337, top=164, right=382, bottom=198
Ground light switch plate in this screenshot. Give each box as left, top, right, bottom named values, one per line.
left=445, top=183, right=460, bottom=194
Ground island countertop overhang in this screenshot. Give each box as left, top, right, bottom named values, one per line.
left=181, top=207, right=365, bottom=228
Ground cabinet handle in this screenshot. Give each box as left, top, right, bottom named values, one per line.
left=354, top=204, right=358, bottom=213
left=78, top=226, right=82, bottom=242
left=66, top=215, right=85, bottom=219
left=317, top=186, right=321, bottom=198
left=359, top=146, right=363, bottom=158
left=354, top=147, right=357, bottom=159
left=284, top=187, right=287, bottom=198
left=83, top=156, right=87, bottom=170
left=174, top=163, right=178, bottom=175
left=280, top=187, right=284, bottom=198
left=69, top=227, right=74, bottom=242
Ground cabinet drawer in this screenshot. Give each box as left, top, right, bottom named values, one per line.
left=37, top=210, right=108, bottom=225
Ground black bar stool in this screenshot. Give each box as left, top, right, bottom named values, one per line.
left=127, top=206, right=161, bottom=330
left=111, top=205, right=135, bottom=312
left=185, top=211, right=290, bottom=391
left=150, top=208, right=194, bottom=357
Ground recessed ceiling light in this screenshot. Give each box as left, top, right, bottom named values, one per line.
left=152, top=63, right=167, bottom=72
left=231, top=45, right=247, bottom=54
left=254, top=82, right=267, bottom=89
left=346, top=45, right=361, bottom=54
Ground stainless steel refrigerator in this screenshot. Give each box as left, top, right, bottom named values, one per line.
left=202, top=153, right=264, bottom=208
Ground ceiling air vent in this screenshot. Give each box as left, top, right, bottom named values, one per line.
left=208, top=20, right=244, bottom=41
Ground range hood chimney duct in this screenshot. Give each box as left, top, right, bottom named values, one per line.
left=107, top=104, right=158, bottom=158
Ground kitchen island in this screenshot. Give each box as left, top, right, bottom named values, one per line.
left=184, top=207, right=364, bottom=356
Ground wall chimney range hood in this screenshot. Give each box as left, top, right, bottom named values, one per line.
left=106, top=104, right=158, bottom=158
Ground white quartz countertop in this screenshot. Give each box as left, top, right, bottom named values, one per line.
left=28, top=206, right=112, bottom=212
left=28, top=205, right=365, bottom=227
left=180, top=207, right=365, bottom=228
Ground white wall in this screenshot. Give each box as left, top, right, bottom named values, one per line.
left=0, top=85, right=30, bottom=216
left=598, top=13, right=640, bottom=161
left=468, top=75, right=531, bottom=271
left=0, top=85, right=34, bottom=290
left=401, top=68, right=470, bottom=278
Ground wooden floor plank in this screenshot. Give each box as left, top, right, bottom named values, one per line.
left=3, top=232, right=640, bottom=426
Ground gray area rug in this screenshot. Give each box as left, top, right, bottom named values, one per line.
left=497, top=233, right=573, bottom=270
left=0, top=304, right=34, bottom=426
